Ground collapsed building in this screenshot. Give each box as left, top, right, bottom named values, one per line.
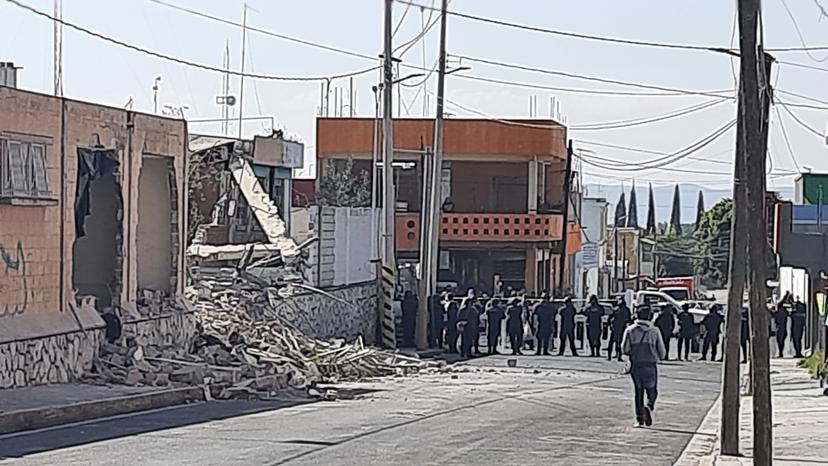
left=0, top=82, right=190, bottom=388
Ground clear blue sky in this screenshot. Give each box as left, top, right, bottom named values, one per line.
left=2, top=0, right=827, bottom=204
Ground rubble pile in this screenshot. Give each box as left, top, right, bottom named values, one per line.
left=88, top=270, right=436, bottom=400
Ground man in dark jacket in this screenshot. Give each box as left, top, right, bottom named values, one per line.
left=607, top=299, right=631, bottom=361
left=585, top=296, right=604, bottom=357
left=791, top=297, right=806, bottom=358
left=445, top=299, right=459, bottom=353
left=428, top=294, right=444, bottom=349
left=534, top=296, right=556, bottom=356
left=700, top=304, right=723, bottom=361
left=774, top=299, right=790, bottom=358
left=506, top=299, right=524, bottom=355
left=622, top=305, right=666, bottom=427
left=654, top=306, right=677, bottom=361
left=459, top=299, right=479, bottom=358
left=487, top=299, right=506, bottom=355
left=401, top=291, right=418, bottom=347
left=740, top=306, right=750, bottom=363
left=558, top=297, right=579, bottom=356
left=676, top=304, right=696, bottom=361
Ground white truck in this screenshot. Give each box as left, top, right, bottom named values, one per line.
left=627, top=290, right=711, bottom=324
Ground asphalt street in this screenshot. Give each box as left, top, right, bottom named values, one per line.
left=0, top=356, right=722, bottom=466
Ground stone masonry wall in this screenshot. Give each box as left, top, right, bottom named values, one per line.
left=0, top=329, right=103, bottom=389
left=270, top=281, right=377, bottom=344
left=120, top=311, right=198, bottom=350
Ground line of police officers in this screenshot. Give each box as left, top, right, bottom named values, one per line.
left=400, top=289, right=809, bottom=361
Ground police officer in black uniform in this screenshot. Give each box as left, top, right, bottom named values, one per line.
left=558, top=297, right=579, bottom=356
left=534, top=295, right=556, bottom=356
left=791, top=297, right=807, bottom=358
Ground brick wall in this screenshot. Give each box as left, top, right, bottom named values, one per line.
left=0, top=86, right=186, bottom=345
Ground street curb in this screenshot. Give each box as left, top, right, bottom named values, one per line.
left=0, top=386, right=206, bottom=435
left=674, top=395, right=721, bottom=466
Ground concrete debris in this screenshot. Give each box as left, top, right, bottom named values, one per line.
left=87, top=271, right=439, bottom=400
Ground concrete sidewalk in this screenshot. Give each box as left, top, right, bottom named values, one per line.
left=677, top=359, right=828, bottom=465
left=0, top=383, right=205, bottom=435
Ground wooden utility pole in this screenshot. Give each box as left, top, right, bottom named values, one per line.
left=737, top=1, right=775, bottom=463
left=720, top=43, right=749, bottom=461
left=382, top=0, right=396, bottom=274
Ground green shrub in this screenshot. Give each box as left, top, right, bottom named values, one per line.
left=798, top=348, right=826, bottom=379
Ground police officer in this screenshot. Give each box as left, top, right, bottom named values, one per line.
left=535, top=295, right=556, bottom=356
left=740, top=306, right=750, bottom=363
left=791, top=297, right=807, bottom=358
left=607, top=298, right=631, bottom=361
left=506, top=298, right=524, bottom=355
left=700, top=304, right=723, bottom=361
left=401, top=291, right=418, bottom=347
left=774, top=297, right=791, bottom=358
left=654, top=305, right=677, bottom=361
left=487, top=299, right=506, bottom=355
left=459, top=299, right=480, bottom=358
left=676, top=304, right=695, bottom=361
left=586, top=295, right=604, bottom=357
left=445, top=298, right=459, bottom=354
left=558, top=297, right=579, bottom=356
left=428, top=294, right=444, bottom=349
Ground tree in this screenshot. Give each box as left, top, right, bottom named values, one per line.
left=645, top=183, right=656, bottom=235
left=614, top=191, right=627, bottom=227
left=693, top=198, right=732, bottom=287
left=694, top=190, right=705, bottom=231
left=316, top=158, right=371, bottom=207
left=627, top=183, right=639, bottom=228
left=669, top=184, right=682, bottom=236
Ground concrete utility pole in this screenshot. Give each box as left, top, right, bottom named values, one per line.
left=237, top=3, right=249, bottom=139
left=417, top=146, right=434, bottom=350
left=737, top=1, right=774, bottom=463
left=382, top=0, right=396, bottom=275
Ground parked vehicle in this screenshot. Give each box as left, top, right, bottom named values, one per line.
left=656, top=276, right=697, bottom=300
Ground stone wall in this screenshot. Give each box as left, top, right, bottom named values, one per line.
left=0, top=329, right=103, bottom=389
left=120, top=312, right=198, bottom=350
left=270, top=281, right=377, bottom=344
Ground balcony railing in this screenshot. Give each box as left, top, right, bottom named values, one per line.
left=396, top=212, right=564, bottom=251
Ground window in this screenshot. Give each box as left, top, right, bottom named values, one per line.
left=0, top=138, right=51, bottom=200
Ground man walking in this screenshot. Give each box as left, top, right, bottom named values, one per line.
left=622, top=305, right=666, bottom=428
left=774, top=299, right=790, bottom=358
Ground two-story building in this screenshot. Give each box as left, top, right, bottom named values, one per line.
left=316, top=117, right=580, bottom=295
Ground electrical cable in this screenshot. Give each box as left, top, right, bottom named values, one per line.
left=392, top=0, right=413, bottom=37
left=570, top=99, right=729, bottom=131
left=779, top=0, right=828, bottom=62
left=775, top=98, right=826, bottom=138
left=774, top=105, right=803, bottom=173
left=454, top=55, right=736, bottom=99
left=395, top=0, right=828, bottom=53
left=6, top=0, right=379, bottom=81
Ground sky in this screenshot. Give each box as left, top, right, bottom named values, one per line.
left=2, top=0, right=827, bottom=221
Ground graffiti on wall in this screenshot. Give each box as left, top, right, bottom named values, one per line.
left=0, top=240, right=28, bottom=317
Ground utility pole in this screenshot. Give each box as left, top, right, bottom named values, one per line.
left=559, top=140, right=574, bottom=293
left=382, top=0, right=396, bottom=276
left=737, top=1, right=774, bottom=463
left=720, top=58, right=748, bottom=457
left=415, top=0, right=451, bottom=351
left=237, top=3, right=250, bottom=139
left=52, top=0, right=63, bottom=97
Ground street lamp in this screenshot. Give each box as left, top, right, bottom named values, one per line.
left=152, top=76, right=162, bottom=114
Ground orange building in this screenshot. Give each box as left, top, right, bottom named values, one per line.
left=316, top=117, right=580, bottom=295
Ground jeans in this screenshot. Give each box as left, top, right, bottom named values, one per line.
left=631, top=365, right=658, bottom=423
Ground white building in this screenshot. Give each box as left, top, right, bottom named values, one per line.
left=574, top=197, right=609, bottom=299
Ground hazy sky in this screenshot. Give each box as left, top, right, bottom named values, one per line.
left=2, top=0, right=827, bottom=194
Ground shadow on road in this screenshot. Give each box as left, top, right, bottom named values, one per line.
left=0, top=387, right=380, bottom=460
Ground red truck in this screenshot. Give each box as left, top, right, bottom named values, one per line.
left=655, top=276, right=696, bottom=302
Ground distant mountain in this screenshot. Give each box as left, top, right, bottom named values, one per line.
left=583, top=183, right=795, bottom=225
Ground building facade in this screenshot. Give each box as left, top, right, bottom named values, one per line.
left=0, top=85, right=187, bottom=388
left=574, top=197, right=609, bottom=299
left=316, top=117, right=580, bottom=295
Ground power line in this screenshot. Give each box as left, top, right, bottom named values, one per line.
left=453, top=74, right=732, bottom=97
left=779, top=0, right=828, bottom=63
left=570, top=99, right=729, bottom=131
left=395, top=0, right=828, bottom=53
left=775, top=98, right=827, bottom=138
left=7, top=0, right=379, bottom=81
left=454, top=55, right=737, bottom=99
left=392, top=0, right=413, bottom=37
left=774, top=105, right=803, bottom=172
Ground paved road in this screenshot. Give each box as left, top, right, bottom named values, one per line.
left=0, top=356, right=722, bottom=466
